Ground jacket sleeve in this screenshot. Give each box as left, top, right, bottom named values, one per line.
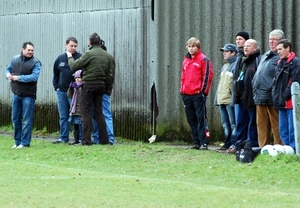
left=201, top=58, right=214, bottom=95
left=68, top=52, right=91, bottom=71
left=52, top=58, right=60, bottom=90
left=105, top=56, right=115, bottom=95
left=284, top=62, right=300, bottom=100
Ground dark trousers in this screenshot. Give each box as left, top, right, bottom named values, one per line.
left=182, top=93, right=208, bottom=145
left=80, top=84, right=109, bottom=145
left=234, top=101, right=258, bottom=147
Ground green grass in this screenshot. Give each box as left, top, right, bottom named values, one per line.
left=1, top=135, right=300, bottom=208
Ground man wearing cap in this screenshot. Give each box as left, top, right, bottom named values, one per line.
left=252, top=29, right=285, bottom=147
left=215, top=44, right=238, bottom=152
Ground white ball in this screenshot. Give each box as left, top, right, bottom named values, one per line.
left=260, top=145, right=273, bottom=155
left=268, top=146, right=279, bottom=157
left=283, top=145, right=295, bottom=155
left=273, top=144, right=286, bottom=155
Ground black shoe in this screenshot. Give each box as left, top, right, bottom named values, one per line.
left=190, top=144, right=200, bottom=149
left=199, top=144, right=208, bottom=150
left=81, top=142, right=94, bottom=146
left=69, top=141, right=80, bottom=145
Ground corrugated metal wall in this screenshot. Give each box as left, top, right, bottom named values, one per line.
left=153, top=0, right=300, bottom=140
left=0, top=0, right=154, bottom=140
left=1, top=0, right=300, bottom=141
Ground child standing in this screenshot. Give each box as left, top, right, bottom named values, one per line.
left=68, top=70, right=83, bottom=145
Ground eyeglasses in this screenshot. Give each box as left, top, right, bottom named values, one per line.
left=269, top=38, right=280, bottom=41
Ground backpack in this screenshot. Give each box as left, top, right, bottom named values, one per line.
left=235, top=140, right=259, bottom=163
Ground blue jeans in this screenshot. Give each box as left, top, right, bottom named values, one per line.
left=56, top=90, right=71, bottom=142
left=219, top=104, right=236, bottom=148
left=234, top=102, right=258, bottom=147
left=233, top=102, right=248, bottom=145
left=92, top=94, right=115, bottom=144
left=12, top=95, right=35, bottom=146
left=279, top=109, right=295, bottom=150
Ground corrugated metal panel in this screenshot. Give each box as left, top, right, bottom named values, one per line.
left=153, top=0, right=300, bottom=140
left=0, top=0, right=153, bottom=139
left=1, top=0, right=300, bottom=141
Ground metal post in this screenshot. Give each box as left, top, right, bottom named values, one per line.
left=291, top=82, right=300, bottom=156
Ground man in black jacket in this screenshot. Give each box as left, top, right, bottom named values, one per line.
left=228, top=39, right=260, bottom=153
left=272, top=39, right=300, bottom=151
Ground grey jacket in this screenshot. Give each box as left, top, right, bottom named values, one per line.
left=252, top=50, right=279, bottom=105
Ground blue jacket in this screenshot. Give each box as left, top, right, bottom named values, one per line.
left=53, top=51, right=82, bottom=92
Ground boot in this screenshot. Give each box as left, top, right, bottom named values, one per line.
left=69, top=128, right=80, bottom=145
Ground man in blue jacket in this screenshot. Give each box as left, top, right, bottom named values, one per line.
left=52, top=37, right=82, bottom=144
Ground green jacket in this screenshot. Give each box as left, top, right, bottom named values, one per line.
left=68, top=45, right=113, bottom=88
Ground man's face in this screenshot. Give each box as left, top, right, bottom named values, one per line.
left=235, top=36, right=246, bottom=49
left=187, top=44, right=199, bottom=56
left=22, top=44, right=34, bottom=58
left=223, top=51, right=235, bottom=60
left=244, top=40, right=257, bottom=56
left=277, top=43, right=290, bottom=59
left=269, top=35, right=280, bottom=52
left=65, top=40, right=78, bottom=54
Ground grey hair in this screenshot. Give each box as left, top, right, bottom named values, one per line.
left=269, top=29, right=285, bottom=39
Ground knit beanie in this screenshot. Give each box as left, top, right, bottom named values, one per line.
left=235, top=31, right=250, bottom=40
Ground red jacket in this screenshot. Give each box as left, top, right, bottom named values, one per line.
left=180, top=50, right=214, bottom=95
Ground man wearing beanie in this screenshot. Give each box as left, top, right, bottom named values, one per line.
left=227, top=31, right=250, bottom=153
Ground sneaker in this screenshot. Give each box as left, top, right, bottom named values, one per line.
left=52, top=139, right=67, bottom=144
left=216, top=146, right=227, bottom=153
left=190, top=144, right=200, bottom=149
left=226, top=147, right=237, bottom=154
left=16, top=144, right=26, bottom=149
left=199, top=144, right=208, bottom=150
left=11, top=144, right=18, bottom=149
left=216, top=146, right=227, bottom=151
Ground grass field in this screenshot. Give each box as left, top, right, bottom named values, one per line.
left=1, top=135, right=300, bottom=208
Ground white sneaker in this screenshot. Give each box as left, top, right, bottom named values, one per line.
left=11, top=144, right=18, bottom=148
left=16, top=144, right=26, bottom=149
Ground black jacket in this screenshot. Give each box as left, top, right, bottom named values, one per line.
left=53, top=51, right=82, bottom=92
left=272, top=52, right=300, bottom=109
left=243, top=49, right=261, bottom=110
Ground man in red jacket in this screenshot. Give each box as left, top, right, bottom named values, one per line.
left=180, top=37, right=213, bottom=150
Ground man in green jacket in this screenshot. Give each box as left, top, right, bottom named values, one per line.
left=66, top=32, right=113, bottom=145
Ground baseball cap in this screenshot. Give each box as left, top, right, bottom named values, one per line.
left=220, top=44, right=238, bottom=53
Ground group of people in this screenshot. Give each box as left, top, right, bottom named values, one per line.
left=181, top=29, right=300, bottom=153
left=5, top=30, right=300, bottom=151
left=6, top=32, right=115, bottom=148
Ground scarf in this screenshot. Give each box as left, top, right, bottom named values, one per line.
left=70, top=82, right=83, bottom=114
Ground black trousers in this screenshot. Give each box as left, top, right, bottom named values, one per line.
left=80, top=84, right=109, bottom=145
left=182, top=93, right=208, bottom=145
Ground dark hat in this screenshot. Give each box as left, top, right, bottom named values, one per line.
left=235, top=31, right=250, bottom=40
left=220, top=44, right=238, bottom=53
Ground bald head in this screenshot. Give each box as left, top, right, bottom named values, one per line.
left=244, top=39, right=258, bottom=56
